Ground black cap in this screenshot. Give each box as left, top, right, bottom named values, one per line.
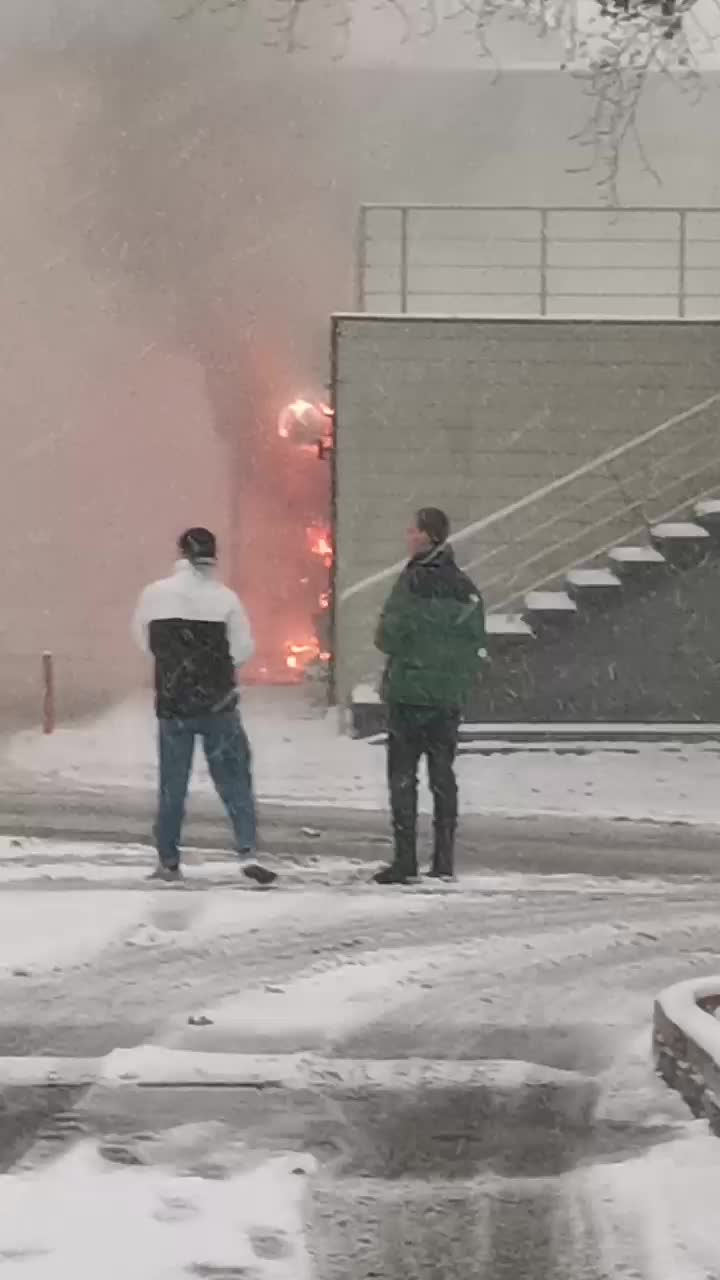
left=178, top=527, right=217, bottom=563
left=416, top=507, right=450, bottom=546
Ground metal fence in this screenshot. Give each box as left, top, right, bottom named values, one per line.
left=356, top=205, right=720, bottom=318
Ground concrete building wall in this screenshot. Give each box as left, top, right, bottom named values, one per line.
left=333, top=316, right=720, bottom=705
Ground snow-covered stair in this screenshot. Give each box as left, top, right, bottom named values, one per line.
left=694, top=498, right=720, bottom=533
left=566, top=567, right=623, bottom=610
left=608, top=545, right=667, bottom=583
left=350, top=494, right=720, bottom=735
left=650, top=520, right=711, bottom=568
left=524, top=590, right=577, bottom=629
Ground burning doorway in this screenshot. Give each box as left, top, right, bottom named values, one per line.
left=240, top=397, right=334, bottom=691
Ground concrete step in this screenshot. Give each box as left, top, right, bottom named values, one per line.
left=486, top=612, right=535, bottom=654
left=524, top=590, right=577, bottom=628
left=608, top=544, right=666, bottom=565
left=693, top=498, right=720, bottom=535
left=650, top=520, right=712, bottom=568
left=566, top=567, right=623, bottom=609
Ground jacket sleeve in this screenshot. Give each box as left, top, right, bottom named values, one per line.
left=228, top=595, right=255, bottom=668
left=375, top=579, right=410, bottom=656
left=458, top=581, right=487, bottom=652
left=131, top=588, right=151, bottom=655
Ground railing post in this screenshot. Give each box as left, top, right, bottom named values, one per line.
left=400, top=206, right=409, bottom=313
left=539, top=208, right=549, bottom=317
left=678, top=209, right=687, bottom=319
left=42, top=651, right=55, bottom=735
left=355, top=205, right=367, bottom=311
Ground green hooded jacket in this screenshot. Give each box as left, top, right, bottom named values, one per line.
left=375, top=544, right=486, bottom=708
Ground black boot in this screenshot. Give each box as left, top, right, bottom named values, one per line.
left=372, top=863, right=417, bottom=885
left=428, top=822, right=456, bottom=880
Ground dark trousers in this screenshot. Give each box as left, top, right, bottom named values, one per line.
left=387, top=703, right=460, bottom=877
left=156, top=711, right=257, bottom=868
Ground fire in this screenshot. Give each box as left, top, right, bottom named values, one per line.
left=270, top=393, right=334, bottom=685
left=278, top=399, right=314, bottom=439
left=278, top=397, right=331, bottom=452
left=306, top=523, right=333, bottom=567
left=285, top=637, right=321, bottom=674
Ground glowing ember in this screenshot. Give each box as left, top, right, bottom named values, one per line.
left=306, top=524, right=333, bottom=566
left=278, top=397, right=329, bottom=449
left=284, top=637, right=321, bottom=674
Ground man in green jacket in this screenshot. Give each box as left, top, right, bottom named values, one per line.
left=373, top=507, right=486, bottom=886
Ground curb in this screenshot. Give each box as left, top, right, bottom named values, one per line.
left=0, top=1047, right=593, bottom=1099
left=653, top=976, right=720, bottom=1133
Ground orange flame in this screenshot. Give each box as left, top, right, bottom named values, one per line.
left=306, top=524, right=333, bottom=566
left=284, top=633, right=331, bottom=673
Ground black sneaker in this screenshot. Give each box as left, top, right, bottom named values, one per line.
left=241, top=861, right=278, bottom=888
left=372, top=864, right=417, bottom=886
left=147, top=864, right=183, bottom=884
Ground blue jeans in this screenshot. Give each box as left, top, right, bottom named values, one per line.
left=156, top=712, right=257, bottom=869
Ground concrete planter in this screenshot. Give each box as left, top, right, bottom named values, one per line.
left=653, top=976, right=720, bottom=1134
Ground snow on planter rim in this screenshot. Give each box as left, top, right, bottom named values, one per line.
left=656, top=975, right=720, bottom=1064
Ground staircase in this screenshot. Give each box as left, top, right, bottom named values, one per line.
left=350, top=499, right=720, bottom=738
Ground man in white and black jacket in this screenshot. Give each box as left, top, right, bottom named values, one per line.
left=133, top=527, right=276, bottom=886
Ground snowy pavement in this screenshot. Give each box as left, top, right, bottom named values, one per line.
left=5, top=688, right=720, bottom=826
left=2, top=683, right=720, bottom=1278
left=0, top=842, right=719, bottom=1276
left=0, top=1142, right=316, bottom=1280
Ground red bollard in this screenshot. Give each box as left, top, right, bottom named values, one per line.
left=42, top=651, right=55, bottom=735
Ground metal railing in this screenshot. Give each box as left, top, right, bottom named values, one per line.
left=356, top=204, right=720, bottom=319
left=453, top=388, right=720, bottom=610
left=336, top=382, right=720, bottom=703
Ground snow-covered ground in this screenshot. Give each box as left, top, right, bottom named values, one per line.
left=5, top=689, right=720, bottom=825
left=590, top=1130, right=720, bottom=1280
left=0, top=889, right=146, bottom=975
left=0, top=1141, right=315, bottom=1280
left=1, top=843, right=720, bottom=1276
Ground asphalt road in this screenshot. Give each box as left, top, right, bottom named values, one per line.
left=1, top=768, right=720, bottom=879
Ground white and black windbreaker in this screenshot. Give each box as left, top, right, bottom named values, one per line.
left=133, top=560, right=255, bottom=718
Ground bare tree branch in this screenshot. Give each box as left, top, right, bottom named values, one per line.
left=174, top=0, right=718, bottom=199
